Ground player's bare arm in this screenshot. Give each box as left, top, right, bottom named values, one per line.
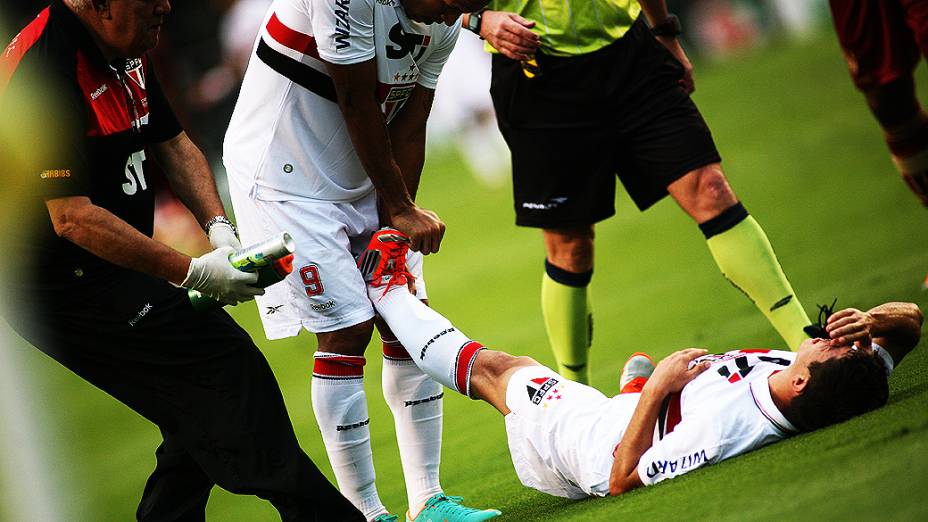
left=150, top=131, right=228, bottom=229
left=826, top=302, right=923, bottom=364
left=638, top=0, right=694, bottom=93
left=386, top=85, right=446, bottom=253
left=388, top=85, right=434, bottom=200
left=45, top=195, right=260, bottom=304
left=471, top=10, right=539, bottom=61
left=45, top=196, right=191, bottom=284
left=325, top=58, right=444, bottom=254
left=609, top=349, right=711, bottom=496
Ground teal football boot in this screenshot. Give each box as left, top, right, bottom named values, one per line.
left=406, top=493, right=501, bottom=522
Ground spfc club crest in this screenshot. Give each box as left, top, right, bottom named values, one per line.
left=124, top=58, right=145, bottom=89
left=526, top=376, right=559, bottom=405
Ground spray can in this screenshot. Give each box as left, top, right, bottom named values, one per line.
left=189, top=232, right=296, bottom=311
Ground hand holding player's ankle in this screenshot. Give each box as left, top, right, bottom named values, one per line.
left=390, top=205, right=446, bottom=255
left=182, top=247, right=263, bottom=305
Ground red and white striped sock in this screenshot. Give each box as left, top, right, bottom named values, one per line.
left=311, top=353, right=386, bottom=521
left=381, top=337, right=444, bottom=515
left=370, top=285, right=484, bottom=399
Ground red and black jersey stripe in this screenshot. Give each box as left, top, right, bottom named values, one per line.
left=257, top=13, right=338, bottom=103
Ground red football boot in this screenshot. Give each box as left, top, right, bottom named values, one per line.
left=358, top=228, right=414, bottom=295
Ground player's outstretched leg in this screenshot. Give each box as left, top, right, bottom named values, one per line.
left=361, top=229, right=502, bottom=522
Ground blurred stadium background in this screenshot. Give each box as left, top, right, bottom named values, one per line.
left=2, top=1, right=927, bottom=520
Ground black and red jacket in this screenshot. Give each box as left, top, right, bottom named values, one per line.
left=1, top=0, right=182, bottom=293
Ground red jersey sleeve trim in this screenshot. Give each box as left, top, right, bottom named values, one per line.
left=0, top=8, right=51, bottom=94
left=266, top=12, right=320, bottom=58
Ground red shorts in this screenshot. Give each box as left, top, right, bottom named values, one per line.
left=829, top=0, right=928, bottom=90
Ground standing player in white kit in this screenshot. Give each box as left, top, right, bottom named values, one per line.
left=223, top=1, right=500, bottom=521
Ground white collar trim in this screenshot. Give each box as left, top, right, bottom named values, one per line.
left=750, top=374, right=799, bottom=434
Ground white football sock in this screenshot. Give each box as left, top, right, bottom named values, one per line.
left=382, top=336, right=444, bottom=515
left=311, top=352, right=386, bottom=521
left=369, top=286, right=483, bottom=397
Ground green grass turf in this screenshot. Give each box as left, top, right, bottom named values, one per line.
left=3, top=32, right=928, bottom=520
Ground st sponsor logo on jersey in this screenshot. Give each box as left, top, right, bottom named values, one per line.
left=526, top=376, right=560, bottom=405
left=333, top=0, right=352, bottom=51
left=386, top=23, right=431, bottom=61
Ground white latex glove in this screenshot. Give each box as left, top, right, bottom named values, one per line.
left=182, top=247, right=263, bottom=305
left=208, top=222, right=242, bottom=250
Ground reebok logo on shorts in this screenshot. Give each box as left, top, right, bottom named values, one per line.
left=526, top=377, right=560, bottom=405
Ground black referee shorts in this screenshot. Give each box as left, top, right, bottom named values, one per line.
left=490, top=18, right=722, bottom=228
left=5, top=269, right=362, bottom=522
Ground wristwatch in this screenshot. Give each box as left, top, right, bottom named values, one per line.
left=651, top=14, right=682, bottom=38
left=204, top=215, right=237, bottom=236
left=465, top=9, right=484, bottom=37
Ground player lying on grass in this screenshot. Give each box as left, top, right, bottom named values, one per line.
left=358, top=229, right=922, bottom=499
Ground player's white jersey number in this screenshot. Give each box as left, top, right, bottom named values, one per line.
left=122, top=150, right=147, bottom=195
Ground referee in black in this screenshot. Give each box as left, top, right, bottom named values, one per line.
left=463, top=1, right=813, bottom=385
left=0, top=1, right=363, bottom=520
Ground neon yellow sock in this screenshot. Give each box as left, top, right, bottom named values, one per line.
left=706, top=216, right=811, bottom=350
left=541, top=272, right=592, bottom=384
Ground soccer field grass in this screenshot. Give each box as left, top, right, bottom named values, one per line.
left=3, top=33, right=927, bottom=521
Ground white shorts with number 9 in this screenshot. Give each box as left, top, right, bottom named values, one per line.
left=228, top=185, right=427, bottom=339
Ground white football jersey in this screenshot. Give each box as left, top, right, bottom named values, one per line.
left=637, top=349, right=800, bottom=485
left=638, top=343, right=894, bottom=485
left=223, top=0, right=459, bottom=203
